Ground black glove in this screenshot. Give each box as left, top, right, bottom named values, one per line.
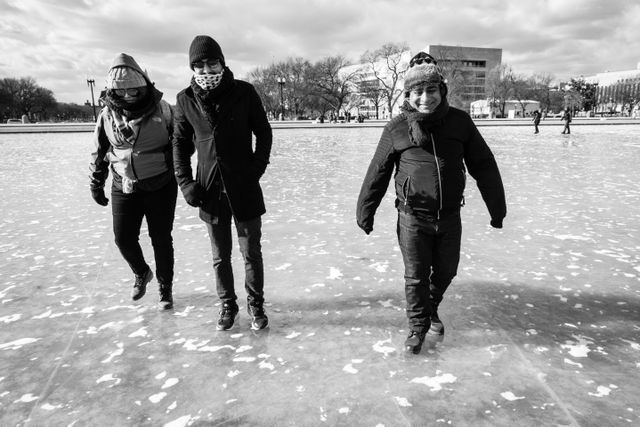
left=181, top=182, right=205, bottom=207
left=91, top=188, right=109, bottom=206
left=490, top=218, right=503, bottom=229
left=358, top=221, right=373, bottom=235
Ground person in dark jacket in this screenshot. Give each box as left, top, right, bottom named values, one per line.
left=356, top=52, right=506, bottom=354
left=89, top=53, right=177, bottom=310
left=173, top=35, right=273, bottom=331
left=561, top=109, right=572, bottom=134
left=532, top=110, right=541, bottom=134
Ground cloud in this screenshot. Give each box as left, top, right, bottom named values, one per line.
left=1, top=0, right=639, bottom=104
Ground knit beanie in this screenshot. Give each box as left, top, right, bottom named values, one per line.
left=189, top=35, right=225, bottom=68
left=404, top=51, right=447, bottom=97
left=404, top=63, right=444, bottom=91
left=106, top=67, right=147, bottom=89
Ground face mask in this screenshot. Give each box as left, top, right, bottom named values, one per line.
left=194, top=69, right=224, bottom=90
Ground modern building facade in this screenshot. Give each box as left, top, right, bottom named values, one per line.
left=426, top=45, right=502, bottom=111
left=584, top=63, right=640, bottom=116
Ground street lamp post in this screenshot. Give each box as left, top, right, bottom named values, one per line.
left=277, top=77, right=285, bottom=121
left=86, top=78, right=97, bottom=122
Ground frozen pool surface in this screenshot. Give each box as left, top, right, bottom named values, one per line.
left=0, top=126, right=639, bottom=425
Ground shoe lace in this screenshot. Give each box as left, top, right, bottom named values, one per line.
left=220, top=304, right=235, bottom=316
left=134, top=274, right=147, bottom=286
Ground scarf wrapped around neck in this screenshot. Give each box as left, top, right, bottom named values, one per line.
left=400, top=97, right=450, bottom=147
left=190, top=67, right=235, bottom=128
left=101, top=86, right=163, bottom=144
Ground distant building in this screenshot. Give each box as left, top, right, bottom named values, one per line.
left=584, top=62, right=640, bottom=115
left=426, top=45, right=502, bottom=111
left=470, top=99, right=540, bottom=119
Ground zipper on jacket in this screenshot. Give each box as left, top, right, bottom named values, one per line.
left=129, top=131, right=142, bottom=180
left=430, top=132, right=443, bottom=219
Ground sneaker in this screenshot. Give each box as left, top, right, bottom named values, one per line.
left=405, top=330, right=426, bottom=354
left=131, top=268, right=153, bottom=301
left=216, top=303, right=239, bottom=331
left=428, top=312, right=444, bottom=336
left=158, top=282, right=173, bottom=310
left=248, top=303, right=269, bottom=330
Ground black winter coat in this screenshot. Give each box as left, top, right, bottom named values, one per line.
left=357, top=107, right=506, bottom=232
left=173, top=80, right=272, bottom=222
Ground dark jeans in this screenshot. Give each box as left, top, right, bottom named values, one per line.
left=397, top=210, right=462, bottom=332
left=111, top=179, right=177, bottom=284
left=205, top=196, right=264, bottom=307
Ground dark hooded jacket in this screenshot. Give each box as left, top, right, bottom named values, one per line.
left=172, top=71, right=272, bottom=223
left=356, top=104, right=506, bottom=232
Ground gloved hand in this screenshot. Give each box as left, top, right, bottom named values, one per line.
left=490, top=218, right=503, bottom=229
left=91, top=188, right=109, bottom=206
left=181, top=182, right=205, bottom=207
left=357, top=220, right=373, bottom=235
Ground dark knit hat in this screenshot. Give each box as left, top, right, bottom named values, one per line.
left=404, top=52, right=447, bottom=96
left=189, top=35, right=225, bottom=68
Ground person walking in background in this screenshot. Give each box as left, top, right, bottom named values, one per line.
left=532, top=110, right=541, bottom=134
left=356, top=52, right=506, bottom=354
left=89, top=53, right=177, bottom=310
left=173, top=35, right=273, bottom=331
left=561, top=109, right=572, bottom=134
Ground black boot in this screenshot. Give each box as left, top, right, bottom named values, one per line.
left=248, top=302, right=269, bottom=330
left=132, top=268, right=153, bottom=301
left=428, top=310, right=445, bottom=336
left=158, top=282, right=173, bottom=310
left=405, top=330, right=426, bottom=354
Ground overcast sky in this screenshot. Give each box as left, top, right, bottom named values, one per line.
left=1, top=0, right=639, bottom=104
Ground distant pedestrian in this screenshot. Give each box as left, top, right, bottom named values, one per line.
left=356, top=52, right=506, bottom=354
left=173, top=35, right=273, bottom=331
left=532, top=110, right=541, bottom=134
left=561, top=110, right=572, bottom=134
left=89, top=53, right=177, bottom=310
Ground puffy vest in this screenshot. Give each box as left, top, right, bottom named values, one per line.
left=104, top=103, right=171, bottom=181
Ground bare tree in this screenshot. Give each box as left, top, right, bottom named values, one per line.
left=360, top=42, right=409, bottom=118
left=277, top=57, right=314, bottom=118
left=529, top=73, right=555, bottom=114
left=246, top=67, right=280, bottom=118
left=509, top=73, right=536, bottom=117
left=309, top=56, right=358, bottom=116
left=486, top=64, right=515, bottom=117
left=0, top=77, right=57, bottom=121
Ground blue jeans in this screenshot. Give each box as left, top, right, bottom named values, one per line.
left=205, top=195, right=264, bottom=307
left=111, top=178, right=177, bottom=284
left=397, top=210, right=461, bottom=332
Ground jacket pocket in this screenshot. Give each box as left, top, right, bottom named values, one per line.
left=394, top=171, right=409, bottom=204
left=404, top=171, right=439, bottom=210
